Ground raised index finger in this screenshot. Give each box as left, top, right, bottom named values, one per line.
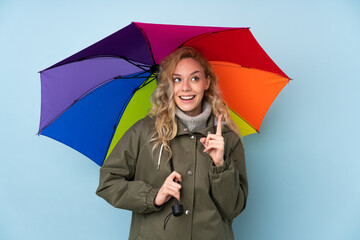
left=216, top=114, right=223, bottom=136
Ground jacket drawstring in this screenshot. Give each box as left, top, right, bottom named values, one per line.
left=157, top=144, right=163, bottom=171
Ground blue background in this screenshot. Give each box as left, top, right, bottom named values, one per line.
left=1, top=0, right=359, bottom=239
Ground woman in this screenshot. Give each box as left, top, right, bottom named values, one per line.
left=96, top=47, right=248, bottom=240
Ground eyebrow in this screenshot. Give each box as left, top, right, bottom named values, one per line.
left=173, top=70, right=200, bottom=76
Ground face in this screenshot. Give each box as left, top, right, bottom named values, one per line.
left=172, top=58, right=210, bottom=116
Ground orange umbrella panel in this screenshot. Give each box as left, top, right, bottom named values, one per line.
left=210, top=61, right=290, bottom=135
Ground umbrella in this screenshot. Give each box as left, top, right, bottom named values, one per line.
left=38, top=22, right=290, bottom=166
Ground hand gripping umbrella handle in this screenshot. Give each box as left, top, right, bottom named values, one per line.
left=164, top=158, right=184, bottom=230
left=169, top=158, right=183, bottom=217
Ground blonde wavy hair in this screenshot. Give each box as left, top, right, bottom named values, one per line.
left=150, top=46, right=239, bottom=156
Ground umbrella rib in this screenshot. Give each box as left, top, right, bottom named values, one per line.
left=228, top=107, right=259, bottom=134
left=104, top=75, right=155, bottom=162
left=179, top=32, right=213, bottom=47
left=104, top=89, right=136, bottom=162
left=38, top=72, right=151, bottom=135
left=210, top=62, right=243, bottom=68
left=38, top=77, right=116, bottom=134
left=121, top=58, right=151, bottom=72
left=137, top=74, right=156, bottom=90
left=134, top=23, right=156, bottom=65
left=114, top=71, right=150, bottom=80
left=178, top=28, right=250, bottom=48
left=39, top=55, right=151, bottom=73
left=210, top=62, right=292, bottom=80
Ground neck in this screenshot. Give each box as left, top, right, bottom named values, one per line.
left=175, top=101, right=212, bottom=132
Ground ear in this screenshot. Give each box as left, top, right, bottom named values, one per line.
left=205, top=76, right=210, bottom=90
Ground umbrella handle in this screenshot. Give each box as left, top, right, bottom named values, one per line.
left=172, top=199, right=183, bottom=217
left=169, top=157, right=183, bottom=217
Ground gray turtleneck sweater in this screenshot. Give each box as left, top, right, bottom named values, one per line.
left=175, top=101, right=212, bottom=132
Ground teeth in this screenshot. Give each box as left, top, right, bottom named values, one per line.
left=180, top=96, right=195, bottom=100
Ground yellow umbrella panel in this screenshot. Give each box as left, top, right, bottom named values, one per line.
left=105, top=75, right=157, bottom=160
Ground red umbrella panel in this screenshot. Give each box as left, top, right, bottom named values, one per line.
left=38, top=22, right=290, bottom=166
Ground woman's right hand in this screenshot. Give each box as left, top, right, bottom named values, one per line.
left=154, top=171, right=182, bottom=206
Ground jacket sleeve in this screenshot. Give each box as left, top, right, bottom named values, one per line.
left=96, top=120, right=162, bottom=213
left=208, top=135, right=248, bottom=219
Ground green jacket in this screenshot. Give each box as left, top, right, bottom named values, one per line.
left=96, top=115, right=248, bottom=240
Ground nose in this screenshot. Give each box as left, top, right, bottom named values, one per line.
left=181, top=80, right=191, bottom=91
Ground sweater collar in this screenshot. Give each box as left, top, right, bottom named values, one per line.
left=175, top=113, right=231, bottom=137
left=175, top=101, right=212, bottom=132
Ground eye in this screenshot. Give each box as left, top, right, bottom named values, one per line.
left=173, top=77, right=181, bottom=82
left=191, top=76, right=200, bottom=81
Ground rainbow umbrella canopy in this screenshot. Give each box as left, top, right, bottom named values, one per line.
left=38, top=22, right=290, bottom=166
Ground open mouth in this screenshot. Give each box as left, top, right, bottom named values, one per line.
left=179, top=95, right=195, bottom=100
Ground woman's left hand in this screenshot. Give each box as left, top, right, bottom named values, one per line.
left=200, top=114, right=224, bottom=166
